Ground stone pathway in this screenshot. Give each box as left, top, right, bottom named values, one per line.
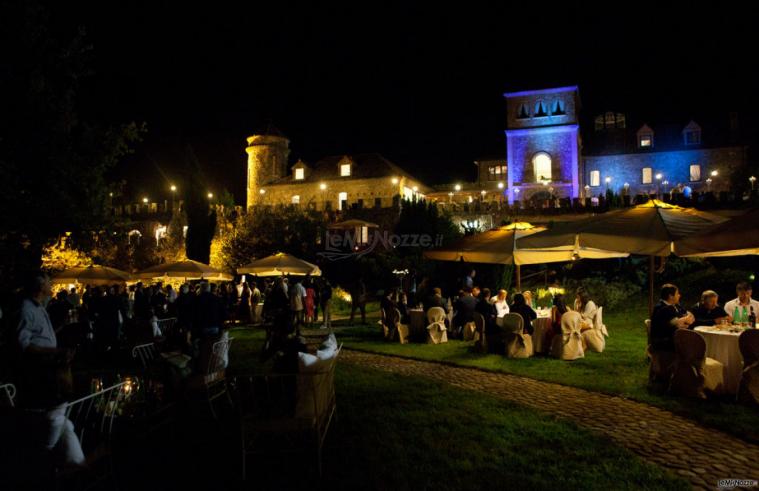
left=341, top=349, right=759, bottom=490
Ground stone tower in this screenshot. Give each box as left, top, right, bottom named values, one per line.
left=503, top=86, right=581, bottom=204
left=245, top=128, right=290, bottom=209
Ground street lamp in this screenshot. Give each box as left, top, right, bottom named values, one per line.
left=391, top=177, right=399, bottom=185
left=497, top=182, right=504, bottom=189
left=710, top=170, right=719, bottom=177
left=750, top=176, right=757, bottom=190
left=319, top=182, right=327, bottom=190
left=170, top=184, right=177, bottom=192
left=706, top=177, right=713, bottom=191
left=604, top=176, right=611, bottom=190
left=259, top=188, right=266, bottom=195
left=584, top=184, right=590, bottom=199
left=142, top=197, right=149, bottom=204
left=207, top=192, right=214, bottom=199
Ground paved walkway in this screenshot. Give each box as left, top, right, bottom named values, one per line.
left=341, top=349, right=759, bottom=490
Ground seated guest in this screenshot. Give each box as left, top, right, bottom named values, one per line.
left=522, top=290, right=533, bottom=308
left=692, top=290, right=730, bottom=326
left=574, top=288, right=598, bottom=329
left=491, top=289, right=509, bottom=318
left=547, top=293, right=569, bottom=347
left=423, top=287, right=448, bottom=314
left=453, top=288, right=478, bottom=338
left=509, top=293, right=537, bottom=335
left=475, top=288, right=498, bottom=332
left=398, top=291, right=410, bottom=324
left=724, top=281, right=759, bottom=319
left=650, top=283, right=694, bottom=353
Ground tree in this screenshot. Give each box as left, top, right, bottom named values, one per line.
left=183, top=148, right=217, bottom=264
left=0, top=2, right=144, bottom=292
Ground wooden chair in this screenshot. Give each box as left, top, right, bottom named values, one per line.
left=738, top=329, right=759, bottom=405
left=232, top=344, right=342, bottom=480
left=426, top=307, right=448, bottom=345
left=186, top=334, right=234, bottom=419
left=670, top=329, right=724, bottom=398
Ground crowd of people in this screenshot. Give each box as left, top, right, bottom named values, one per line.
left=378, top=268, right=602, bottom=353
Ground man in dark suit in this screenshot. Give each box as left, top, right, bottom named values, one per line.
left=650, top=283, right=694, bottom=353
left=423, top=287, right=448, bottom=314
left=691, top=290, right=730, bottom=327
left=453, top=289, right=477, bottom=338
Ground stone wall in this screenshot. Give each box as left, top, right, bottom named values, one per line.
left=583, top=146, right=748, bottom=195
left=245, top=134, right=290, bottom=208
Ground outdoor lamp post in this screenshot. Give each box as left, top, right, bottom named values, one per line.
left=706, top=177, right=713, bottom=191
left=142, top=197, right=148, bottom=204
left=711, top=170, right=718, bottom=177
left=207, top=192, right=213, bottom=199
left=391, top=177, right=398, bottom=185
left=655, top=173, right=663, bottom=198
left=454, top=184, right=462, bottom=192
left=448, top=191, right=454, bottom=203
left=750, top=176, right=757, bottom=190
left=604, top=176, right=611, bottom=190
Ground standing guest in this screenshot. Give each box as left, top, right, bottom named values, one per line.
left=509, top=293, right=537, bottom=335
left=250, top=281, right=262, bottom=325
left=304, top=278, right=316, bottom=326
left=547, top=294, right=569, bottom=348
left=380, top=288, right=399, bottom=332
left=651, top=284, right=694, bottom=353
left=491, top=289, right=510, bottom=318
left=166, top=284, right=178, bottom=305
left=319, top=278, right=333, bottom=329
left=462, top=269, right=476, bottom=290
left=289, top=278, right=306, bottom=328
left=133, top=282, right=149, bottom=320
left=397, top=290, right=410, bottom=324
left=176, top=284, right=195, bottom=333
left=193, top=282, right=226, bottom=340
left=67, top=287, right=80, bottom=308
left=47, top=291, right=71, bottom=332
left=574, top=288, right=598, bottom=328
left=724, top=282, right=759, bottom=320
left=692, top=290, right=730, bottom=326
left=423, top=287, right=448, bottom=314
left=237, top=283, right=252, bottom=325
left=349, top=278, right=368, bottom=325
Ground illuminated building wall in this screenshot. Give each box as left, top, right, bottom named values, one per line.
left=246, top=133, right=290, bottom=209
left=504, top=86, right=581, bottom=204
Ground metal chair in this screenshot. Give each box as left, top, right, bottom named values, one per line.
left=232, top=344, right=342, bottom=480
left=131, top=342, right=158, bottom=371
left=1, top=383, right=16, bottom=407
left=187, top=335, right=234, bottom=419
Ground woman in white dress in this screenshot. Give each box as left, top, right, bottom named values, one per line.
left=574, top=288, right=598, bottom=329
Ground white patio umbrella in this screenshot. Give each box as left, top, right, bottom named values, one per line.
left=237, top=252, right=321, bottom=276
left=135, top=259, right=233, bottom=282
left=52, top=265, right=132, bottom=285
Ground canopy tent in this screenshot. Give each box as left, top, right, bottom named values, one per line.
left=327, top=219, right=380, bottom=230
left=52, top=265, right=132, bottom=286
left=677, top=208, right=759, bottom=257
left=517, top=200, right=728, bottom=312
left=423, top=222, right=627, bottom=290
left=134, top=259, right=233, bottom=282
left=237, top=252, right=322, bottom=277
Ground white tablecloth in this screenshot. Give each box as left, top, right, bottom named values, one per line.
left=694, top=326, right=743, bottom=394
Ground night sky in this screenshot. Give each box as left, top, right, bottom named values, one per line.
left=48, top=2, right=757, bottom=203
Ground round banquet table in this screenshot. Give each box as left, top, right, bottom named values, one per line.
left=693, top=326, right=744, bottom=395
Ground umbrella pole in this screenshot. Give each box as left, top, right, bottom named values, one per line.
left=648, top=255, right=655, bottom=316
left=516, top=264, right=521, bottom=291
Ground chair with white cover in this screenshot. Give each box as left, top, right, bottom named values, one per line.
left=232, top=342, right=342, bottom=480
left=501, top=313, right=533, bottom=358
left=550, top=311, right=584, bottom=360
left=426, top=307, right=448, bottom=344
left=670, top=329, right=724, bottom=398
left=473, top=311, right=487, bottom=352
left=583, top=306, right=607, bottom=353
left=737, top=329, right=759, bottom=406
left=186, top=333, right=234, bottom=419
left=390, top=308, right=410, bottom=344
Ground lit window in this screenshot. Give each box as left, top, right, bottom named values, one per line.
left=532, top=152, right=552, bottom=182
left=552, top=100, right=565, bottom=115
left=338, top=192, right=348, bottom=210
left=487, top=165, right=507, bottom=181
left=590, top=170, right=600, bottom=187
left=291, top=195, right=300, bottom=204
left=340, top=164, right=351, bottom=176
left=294, top=168, right=304, bottom=180
left=642, top=167, right=653, bottom=184
left=517, top=104, right=530, bottom=119
left=534, top=101, right=548, bottom=117
left=639, top=135, right=653, bottom=148
left=615, top=113, right=626, bottom=129
left=689, top=164, right=701, bottom=182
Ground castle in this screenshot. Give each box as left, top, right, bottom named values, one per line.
left=246, top=86, right=750, bottom=210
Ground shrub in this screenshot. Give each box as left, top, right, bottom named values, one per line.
left=564, top=276, right=641, bottom=310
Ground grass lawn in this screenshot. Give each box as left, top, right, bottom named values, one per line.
left=227, top=329, right=688, bottom=490
left=333, top=301, right=759, bottom=444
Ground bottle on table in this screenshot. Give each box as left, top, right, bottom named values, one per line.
left=743, top=306, right=749, bottom=327
left=733, top=306, right=741, bottom=325
left=750, top=307, right=757, bottom=329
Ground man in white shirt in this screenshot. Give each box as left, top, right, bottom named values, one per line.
left=724, top=282, right=759, bottom=319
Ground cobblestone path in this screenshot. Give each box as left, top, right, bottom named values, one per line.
left=341, top=349, right=759, bottom=490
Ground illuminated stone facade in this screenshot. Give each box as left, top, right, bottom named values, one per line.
left=246, top=132, right=290, bottom=208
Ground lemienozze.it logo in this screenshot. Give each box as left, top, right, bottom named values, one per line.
left=318, top=230, right=443, bottom=261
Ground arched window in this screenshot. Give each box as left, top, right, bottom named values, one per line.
left=517, top=104, right=530, bottom=119
left=552, top=100, right=566, bottom=115
left=532, top=152, right=552, bottom=182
